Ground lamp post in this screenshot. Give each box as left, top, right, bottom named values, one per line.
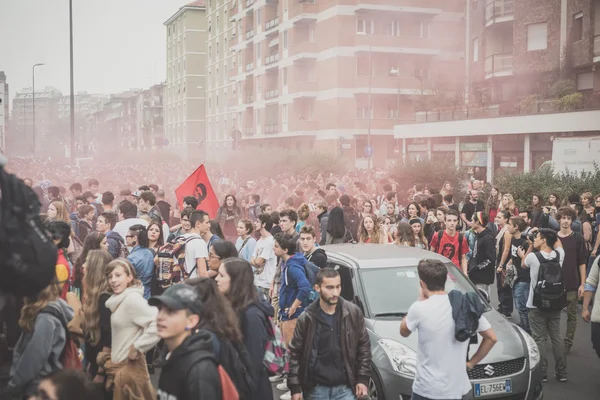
left=32, top=63, right=45, bottom=157
left=69, top=0, right=75, bottom=161
left=357, top=31, right=372, bottom=170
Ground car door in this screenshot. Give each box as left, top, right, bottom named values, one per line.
left=326, top=258, right=366, bottom=315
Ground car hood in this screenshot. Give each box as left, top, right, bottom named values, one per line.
left=368, top=310, right=525, bottom=362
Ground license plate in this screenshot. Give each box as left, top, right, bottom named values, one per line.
left=474, top=379, right=512, bottom=397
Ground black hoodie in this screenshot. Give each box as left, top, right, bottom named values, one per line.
left=157, top=330, right=222, bottom=400
left=468, top=227, right=497, bottom=285
left=306, top=248, right=327, bottom=269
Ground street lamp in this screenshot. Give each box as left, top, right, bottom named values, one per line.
left=32, top=63, right=45, bottom=157
left=357, top=31, right=372, bottom=170
left=69, top=0, right=75, bottom=161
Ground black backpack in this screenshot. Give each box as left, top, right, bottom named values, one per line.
left=0, top=166, right=57, bottom=297
left=533, top=251, right=567, bottom=312
left=344, top=209, right=360, bottom=242
left=213, top=335, right=256, bottom=400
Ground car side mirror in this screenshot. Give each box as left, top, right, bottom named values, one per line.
left=477, top=288, right=490, bottom=303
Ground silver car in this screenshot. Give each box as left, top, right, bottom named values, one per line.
left=321, top=244, right=544, bottom=400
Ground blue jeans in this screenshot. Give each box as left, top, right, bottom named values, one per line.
left=412, top=393, right=464, bottom=400
left=513, top=281, right=530, bottom=334
left=307, top=385, right=355, bottom=400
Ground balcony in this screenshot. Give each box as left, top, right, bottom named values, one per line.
left=265, top=17, right=279, bottom=33
left=245, top=0, right=255, bottom=9
left=289, top=0, right=318, bottom=21
left=265, top=89, right=279, bottom=99
left=265, top=53, right=280, bottom=65
left=265, top=124, right=280, bottom=134
left=594, top=34, right=600, bottom=60
left=485, top=0, right=514, bottom=26
left=290, top=41, right=318, bottom=56
left=354, top=34, right=444, bottom=55
left=245, top=29, right=255, bottom=40
left=289, top=119, right=317, bottom=131
left=484, top=53, right=513, bottom=79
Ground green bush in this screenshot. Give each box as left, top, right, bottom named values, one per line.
left=495, top=165, right=600, bottom=210
left=390, top=156, right=468, bottom=195
left=555, top=92, right=583, bottom=111
left=549, top=80, right=576, bottom=98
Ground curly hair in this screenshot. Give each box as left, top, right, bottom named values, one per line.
left=297, top=203, right=310, bottom=221
left=82, top=250, right=113, bottom=346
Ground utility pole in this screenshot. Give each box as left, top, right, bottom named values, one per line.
left=69, top=0, right=75, bottom=161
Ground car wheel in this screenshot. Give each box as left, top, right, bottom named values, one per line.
left=368, top=368, right=385, bottom=400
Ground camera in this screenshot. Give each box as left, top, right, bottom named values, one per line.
left=521, top=231, right=536, bottom=243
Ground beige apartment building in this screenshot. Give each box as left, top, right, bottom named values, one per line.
left=395, top=0, right=600, bottom=183
left=164, top=0, right=208, bottom=161
left=223, top=0, right=464, bottom=168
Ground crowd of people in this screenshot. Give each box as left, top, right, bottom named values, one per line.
left=2, top=156, right=600, bottom=400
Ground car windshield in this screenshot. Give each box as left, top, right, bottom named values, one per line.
left=360, top=263, right=489, bottom=317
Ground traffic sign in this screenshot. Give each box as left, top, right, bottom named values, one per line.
left=364, top=145, right=373, bottom=157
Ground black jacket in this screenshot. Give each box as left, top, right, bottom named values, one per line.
left=240, top=301, right=275, bottom=400
left=288, top=297, right=371, bottom=395
left=317, top=211, right=329, bottom=246
left=306, top=248, right=327, bottom=269
left=448, top=290, right=487, bottom=342
left=468, top=227, right=497, bottom=285
left=157, top=330, right=222, bottom=400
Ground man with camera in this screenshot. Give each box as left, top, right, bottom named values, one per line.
left=518, top=229, right=567, bottom=382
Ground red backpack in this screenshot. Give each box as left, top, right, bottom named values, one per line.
left=40, top=306, right=82, bottom=370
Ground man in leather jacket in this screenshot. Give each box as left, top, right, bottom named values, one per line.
left=288, top=268, right=371, bottom=400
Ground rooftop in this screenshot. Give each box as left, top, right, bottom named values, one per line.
left=164, top=0, right=206, bottom=25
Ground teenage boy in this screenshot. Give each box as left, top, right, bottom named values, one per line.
left=150, top=284, right=222, bottom=399
left=183, top=210, right=210, bottom=278
left=299, top=225, right=327, bottom=269
left=507, top=216, right=531, bottom=333
left=469, top=212, right=496, bottom=294
left=252, top=213, right=278, bottom=300
left=401, top=259, right=497, bottom=400
left=430, top=210, right=469, bottom=274
left=97, top=212, right=126, bottom=258
left=289, top=268, right=371, bottom=400
left=556, top=206, right=587, bottom=354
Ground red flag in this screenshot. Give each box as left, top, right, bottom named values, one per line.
left=175, top=164, right=219, bottom=218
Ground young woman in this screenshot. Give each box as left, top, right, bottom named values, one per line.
left=216, top=194, right=243, bottom=242
left=146, top=220, right=164, bottom=256
left=381, top=216, right=396, bottom=244
left=208, top=240, right=239, bottom=277
left=531, top=194, right=543, bottom=228
left=235, top=219, right=257, bottom=262
left=74, top=232, right=107, bottom=298
left=409, top=218, right=428, bottom=249
left=582, top=192, right=596, bottom=220
left=494, top=210, right=513, bottom=318
left=296, top=203, right=310, bottom=233
left=326, top=206, right=352, bottom=244
left=77, top=204, right=96, bottom=242
left=424, top=210, right=437, bottom=240
left=81, top=250, right=114, bottom=383
left=101, top=259, right=159, bottom=399
left=394, top=221, right=414, bottom=247
left=358, top=214, right=386, bottom=244
left=440, top=181, right=453, bottom=197
left=385, top=202, right=398, bottom=224
left=402, top=201, right=424, bottom=225
left=46, top=220, right=74, bottom=300
left=486, top=187, right=500, bottom=222
left=500, top=193, right=518, bottom=216
left=6, top=280, right=73, bottom=399
left=47, top=201, right=70, bottom=223
left=360, top=200, right=373, bottom=220
left=216, top=258, right=274, bottom=400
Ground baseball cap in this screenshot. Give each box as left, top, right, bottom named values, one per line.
left=148, top=284, right=203, bottom=315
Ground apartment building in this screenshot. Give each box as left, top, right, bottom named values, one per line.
left=395, top=0, right=600, bottom=182
left=135, top=84, right=165, bottom=151
left=225, top=0, right=464, bottom=168
left=0, top=72, right=8, bottom=152
left=11, top=86, right=63, bottom=157
left=164, top=0, right=208, bottom=161
left=58, top=92, right=108, bottom=119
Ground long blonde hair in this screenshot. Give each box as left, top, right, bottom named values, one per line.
left=19, top=280, right=61, bottom=332
left=502, top=193, right=517, bottom=215
left=358, top=214, right=381, bottom=244
left=82, top=250, right=114, bottom=346
left=50, top=201, right=71, bottom=224
left=105, top=258, right=141, bottom=292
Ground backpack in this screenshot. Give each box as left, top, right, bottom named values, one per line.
left=263, top=317, right=289, bottom=376
left=155, top=235, right=201, bottom=290
left=184, top=350, right=240, bottom=400
left=0, top=167, right=57, bottom=297
left=40, top=305, right=82, bottom=370
left=437, top=230, right=465, bottom=260
left=344, top=208, right=360, bottom=242
left=113, top=235, right=129, bottom=258
left=533, top=251, right=567, bottom=312
left=212, top=335, right=256, bottom=400
left=285, top=259, right=321, bottom=303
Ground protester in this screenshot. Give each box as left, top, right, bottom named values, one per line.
left=81, top=250, right=114, bottom=382
left=216, top=194, right=243, bottom=242
left=429, top=210, right=469, bottom=274
left=236, top=218, right=257, bottom=262
left=358, top=214, right=385, bottom=244
left=208, top=239, right=239, bottom=277
left=468, top=212, right=496, bottom=294
left=74, top=232, right=107, bottom=297
left=97, top=212, right=126, bottom=259
left=29, top=370, right=102, bottom=400
left=252, top=213, right=277, bottom=300
left=494, top=210, right=513, bottom=318
left=508, top=216, right=531, bottom=333
left=146, top=220, right=165, bottom=255
left=326, top=207, right=351, bottom=244
left=77, top=204, right=96, bottom=242
left=409, top=218, right=428, bottom=249
left=182, top=210, right=210, bottom=279
left=126, top=224, right=155, bottom=299
left=113, top=200, right=148, bottom=246
left=149, top=284, right=222, bottom=399
left=460, top=190, right=485, bottom=230
left=216, top=258, right=274, bottom=400
left=288, top=268, right=371, bottom=400
left=300, top=225, right=327, bottom=269
left=316, top=202, right=329, bottom=245
left=583, top=255, right=600, bottom=359
left=6, top=279, right=73, bottom=399
left=400, top=259, right=497, bottom=400
left=46, top=221, right=74, bottom=300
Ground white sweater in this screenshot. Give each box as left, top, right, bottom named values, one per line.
left=105, top=286, right=159, bottom=363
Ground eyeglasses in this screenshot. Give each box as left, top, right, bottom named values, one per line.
left=209, top=254, right=221, bottom=260
left=126, top=235, right=135, bottom=238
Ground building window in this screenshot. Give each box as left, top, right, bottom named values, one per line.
left=357, top=19, right=374, bottom=34
left=390, top=21, right=400, bottom=37
left=576, top=72, right=594, bottom=91
left=473, top=38, right=479, bottom=62
left=283, top=104, right=288, bottom=123
left=572, top=12, right=583, bottom=42
left=357, top=106, right=372, bottom=119
left=388, top=108, right=399, bottom=119
left=527, top=22, right=548, bottom=51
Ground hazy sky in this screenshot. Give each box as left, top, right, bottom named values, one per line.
left=1, top=0, right=189, bottom=99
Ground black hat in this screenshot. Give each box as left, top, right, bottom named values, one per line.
left=148, top=284, right=202, bottom=315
